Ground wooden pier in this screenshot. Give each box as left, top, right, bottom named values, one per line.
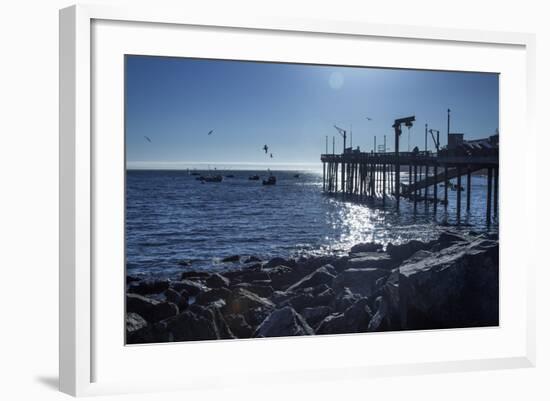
left=321, top=150, right=499, bottom=222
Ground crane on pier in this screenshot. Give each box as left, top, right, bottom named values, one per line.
left=393, top=116, right=415, bottom=204
left=429, top=128, right=440, bottom=152
left=334, top=125, right=347, bottom=153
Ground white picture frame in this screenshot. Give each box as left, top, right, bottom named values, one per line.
left=59, top=4, right=536, bottom=397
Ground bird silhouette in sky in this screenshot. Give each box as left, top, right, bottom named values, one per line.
left=207, top=130, right=214, bottom=135
left=270, top=153, right=273, bottom=158
left=263, top=144, right=269, bottom=154
left=144, top=136, right=152, bottom=143
left=366, top=117, right=372, bottom=121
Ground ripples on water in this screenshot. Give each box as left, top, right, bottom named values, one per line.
left=126, top=170, right=498, bottom=277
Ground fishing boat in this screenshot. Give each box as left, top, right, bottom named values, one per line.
left=293, top=173, right=300, bottom=178
left=201, top=175, right=223, bottom=182
left=262, top=175, right=277, bottom=185
left=248, top=175, right=260, bottom=180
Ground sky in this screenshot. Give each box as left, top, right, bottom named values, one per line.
left=125, top=55, right=499, bottom=170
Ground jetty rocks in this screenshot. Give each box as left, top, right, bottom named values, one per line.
left=126, top=230, right=499, bottom=344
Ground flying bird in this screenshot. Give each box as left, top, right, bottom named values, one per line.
left=270, top=153, right=273, bottom=158
left=263, top=144, right=269, bottom=154
left=366, top=117, right=372, bottom=121
left=144, top=136, right=152, bottom=143
left=207, top=130, right=214, bottom=135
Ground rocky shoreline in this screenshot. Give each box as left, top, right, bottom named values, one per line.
left=126, top=230, right=499, bottom=344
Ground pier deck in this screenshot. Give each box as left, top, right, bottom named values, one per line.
left=320, top=151, right=498, bottom=221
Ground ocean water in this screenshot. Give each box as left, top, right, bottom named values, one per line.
left=126, top=169, right=498, bottom=278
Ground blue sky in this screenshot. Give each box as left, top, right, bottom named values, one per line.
left=126, top=55, right=498, bottom=170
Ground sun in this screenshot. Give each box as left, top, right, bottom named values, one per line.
left=329, top=71, right=344, bottom=89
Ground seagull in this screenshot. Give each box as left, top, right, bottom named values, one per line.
left=207, top=130, right=214, bottom=135
left=263, top=144, right=268, bottom=154
left=144, top=136, right=152, bottom=143
left=270, top=153, right=273, bottom=158
left=366, top=117, right=372, bottom=121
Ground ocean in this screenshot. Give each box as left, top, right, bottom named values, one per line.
left=126, top=169, right=498, bottom=278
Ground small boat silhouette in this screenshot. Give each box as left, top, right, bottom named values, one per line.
left=262, top=176, right=277, bottom=185
left=248, top=175, right=260, bottom=180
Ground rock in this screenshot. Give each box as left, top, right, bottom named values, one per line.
left=206, top=273, right=230, bottom=288
left=386, top=240, right=431, bottom=262
left=301, top=306, right=332, bottom=328
left=254, top=306, right=314, bottom=337
left=333, top=268, right=391, bottom=297
left=127, top=279, right=170, bottom=295
left=195, top=287, right=232, bottom=306
left=286, top=286, right=335, bottom=312
left=164, top=288, right=181, bottom=304
left=263, top=257, right=293, bottom=269
left=225, top=314, right=253, bottom=338
left=316, top=298, right=373, bottom=334
left=222, top=255, right=240, bottom=263
left=191, top=304, right=235, bottom=339
left=270, top=290, right=294, bottom=306
left=166, top=307, right=219, bottom=341
left=126, top=293, right=178, bottom=323
left=126, top=275, right=141, bottom=283
left=180, top=271, right=210, bottom=280
left=389, top=238, right=499, bottom=330
left=126, top=312, right=152, bottom=344
left=224, top=288, right=275, bottom=327
left=346, top=252, right=395, bottom=270
left=262, top=265, right=298, bottom=290
left=170, top=279, right=206, bottom=296
left=286, top=266, right=336, bottom=293
left=234, top=282, right=274, bottom=298
left=239, top=269, right=271, bottom=282
left=176, top=259, right=192, bottom=266
left=350, top=242, right=383, bottom=253
left=243, top=256, right=262, bottom=264
left=333, top=287, right=361, bottom=313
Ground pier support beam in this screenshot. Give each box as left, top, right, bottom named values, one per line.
left=494, top=167, right=498, bottom=216
left=487, top=167, right=493, bottom=222
left=444, top=167, right=449, bottom=208
left=433, top=165, right=438, bottom=213
left=466, top=168, right=471, bottom=211
left=456, top=167, right=462, bottom=223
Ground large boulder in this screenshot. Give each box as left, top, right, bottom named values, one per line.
left=263, top=257, right=295, bottom=269
left=126, top=293, right=178, bottom=323
left=180, top=271, right=210, bottom=280
left=195, top=287, right=232, bottom=306
left=224, top=288, right=275, bottom=328
left=126, top=312, right=152, bottom=344
left=332, top=287, right=361, bottom=313
left=205, top=273, right=230, bottom=288
left=346, top=252, right=395, bottom=270
left=350, top=242, right=383, bottom=253
left=222, top=255, right=241, bottom=263
left=332, top=268, right=391, bottom=297
left=254, top=306, right=314, bottom=337
left=316, top=298, right=373, bottom=335
left=234, top=282, right=274, bottom=298
left=286, top=265, right=336, bottom=292
left=389, top=238, right=499, bottom=330
left=225, top=314, right=253, bottom=338
left=386, top=240, right=431, bottom=262
left=164, top=307, right=219, bottom=341
left=170, top=279, right=207, bottom=296
left=301, top=306, right=332, bottom=328
left=127, top=279, right=170, bottom=295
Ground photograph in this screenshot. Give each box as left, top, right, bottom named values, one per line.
left=125, top=55, right=499, bottom=344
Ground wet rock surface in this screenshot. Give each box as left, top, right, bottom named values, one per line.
left=126, top=230, right=499, bottom=344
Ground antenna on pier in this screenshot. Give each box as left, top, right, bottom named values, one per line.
left=447, top=108, right=451, bottom=147
left=350, top=124, right=353, bottom=148
left=332, top=136, right=335, bottom=155
left=374, top=136, right=377, bottom=153
left=325, top=136, right=328, bottom=154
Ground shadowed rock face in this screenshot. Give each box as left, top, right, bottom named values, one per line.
left=125, top=230, right=499, bottom=344
left=254, top=306, right=314, bottom=337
